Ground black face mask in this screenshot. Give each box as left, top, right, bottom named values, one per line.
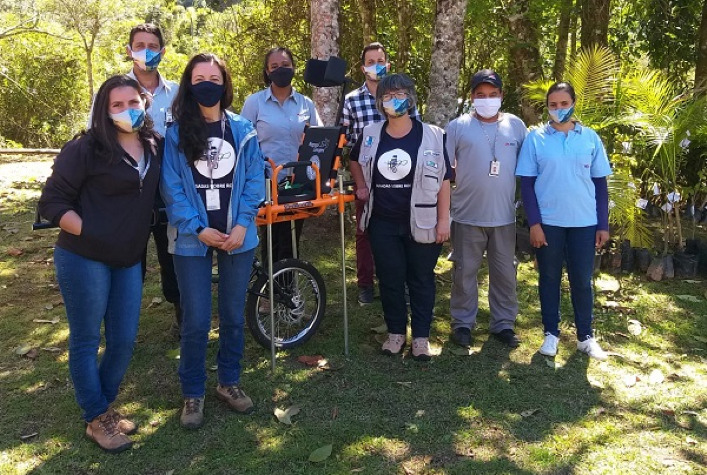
left=268, top=67, right=295, bottom=88
left=189, top=81, right=225, bottom=107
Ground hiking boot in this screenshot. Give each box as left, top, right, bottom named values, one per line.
left=577, top=337, right=608, bottom=361
left=180, top=397, right=205, bottom=429
left=358, top=286, right=374, bottom=305
left=491, top=329, right=520, bottom=348
left=107, top=407, right=137, bottom=435
left=85, top=411, right=133, bottom=453
left=539, top=332, right=559, bottom=357
left=451, top=327, right=472, bottom=348
left=381, top=333, right=406, bottom=355
left=411, top=337, right=431, bottom=361
left=216, top=385, right=254, bottom=414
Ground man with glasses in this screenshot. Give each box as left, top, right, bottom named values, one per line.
left=341, top=42, right=418, bottom=306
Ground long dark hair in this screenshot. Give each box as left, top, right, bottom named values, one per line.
left=89, top=75, right=157, bottom=163
left=172, top=53, right=234, bottom=164
left=262, top=47, right=295, bottom=86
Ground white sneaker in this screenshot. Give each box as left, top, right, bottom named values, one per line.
left=577, top=337, right=608, bottom=361
left=539, top=332, right=559, bottom=356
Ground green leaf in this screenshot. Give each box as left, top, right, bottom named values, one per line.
left=274, top=404, right=301, bottom=425
left=308, top=444, right=332, bottom=462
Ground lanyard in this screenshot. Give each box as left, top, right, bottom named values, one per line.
left=476, top=117, right=499, bottom=161
left=208, top=113, right=226, bottom=189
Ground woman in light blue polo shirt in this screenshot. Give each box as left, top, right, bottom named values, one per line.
left=516, top=82, right=611, bottom=361
left=241, top=47, right=322, bottom=266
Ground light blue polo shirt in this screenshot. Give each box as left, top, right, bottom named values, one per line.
left=515, top=122, right=612, bottom=227
left=240, top=87, right=321, bottom=168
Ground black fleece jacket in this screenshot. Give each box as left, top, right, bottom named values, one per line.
left=39, top=133, right=161, bottom=268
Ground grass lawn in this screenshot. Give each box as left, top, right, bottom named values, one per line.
left=1, top=154, right=706, bottom=474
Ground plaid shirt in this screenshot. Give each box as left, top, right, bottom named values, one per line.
left=340, top=82, right=420, bottom=146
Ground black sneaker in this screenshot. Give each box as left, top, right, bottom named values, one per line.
left=451, top=327, right=472, bottom=348
left=358, top=286, right=374, bottom=305
left=491, top=329, right=520, bottom=348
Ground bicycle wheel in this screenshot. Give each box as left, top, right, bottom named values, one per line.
left=245, top=258, right=326, bottom=349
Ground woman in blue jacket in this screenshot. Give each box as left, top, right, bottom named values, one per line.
left=161, top=53, right=265, bottom=429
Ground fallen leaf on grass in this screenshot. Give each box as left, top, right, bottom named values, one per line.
left=297, top=355, right=326, bottom=367
left=41, top=347, right=62, bottom=353
left=448, top=346, right=474, bottom=356
left=33, top=317, right=59, bottom=324
left=208, top=365, right=218, bottom=371
left=545, top=358, right=557, bottom=369
left=661, top=408, right=676, bottom=417
left=683, top=280, right=702, bottom=284
left=627, top=320, right=643, bottom=336
left=396, top=381, right=412, bottom=388
left=147, top=297, right=163, bottom=308
left=676, top=295, right=702, bottom=303
left=604, top=351, right=624, bottom=358
left=7, top=247, right=23, bottom=256
left=166, top=348, right=180, bottom=360
left=308, top=444, right=332, bottom=462
left=623, top=374, right=639, bottom=387
left=686, top=436, right=698, bottom=445
left=331, top=406, right=338, bottom=420
left=520, top=409, right=539, bottom=418
left=274, top=404, right=301, bottom=425
left=370, top=323, right=387, bottom=334
left=648, top=369, right=664, bottom=384
left=19, top=432, right=38, bottom=441
left=682, top=410, right=699, bottom=416
left=44, top=304, right=54, bottom=310
left=15, top=344, right=34, bottom=356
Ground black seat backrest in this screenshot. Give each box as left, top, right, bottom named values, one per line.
left=291, top=126, right=343, bottom=194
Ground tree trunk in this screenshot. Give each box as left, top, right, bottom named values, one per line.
left=396, top=0, right=412, bottom=71
left=311, top=0, right=340, bottom=126
left=356, top=0, right=376, bottom=47
left=505, top=0, right=543, bottom=124
left=553, top=0, right=573, bottom=81
left=580, top=0, right=610, bottom=49
left=569, top=11, right=578, bottom=62
left=695, top=0, right=707, bottom=90
left=425, top=0, right=468, bottom=127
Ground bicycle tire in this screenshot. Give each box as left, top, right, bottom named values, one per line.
left=245, top=258, right=326, bottom=349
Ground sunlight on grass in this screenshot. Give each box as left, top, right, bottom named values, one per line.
left=341, top=435, right=410, bottom=462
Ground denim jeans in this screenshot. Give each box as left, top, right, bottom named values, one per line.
left=535, top=225, right=596, bottom=341
left=368, top=216, right=442, bottom=338
left=174, top=247, right=255, bottom=398
left=54, top=246, right=143, bottom=422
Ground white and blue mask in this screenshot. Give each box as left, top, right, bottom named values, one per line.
left=130, top=47, right=163, bottom=71
left=382, top=98, right=410, bottom=118
left=363, top=63, right=387, bottom=81
left=548, top=105, right=575, bottom=123
left=110, top=108, right=145, bottom=132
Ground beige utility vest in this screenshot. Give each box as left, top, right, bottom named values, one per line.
left=358, top=121, right=446, bottom=243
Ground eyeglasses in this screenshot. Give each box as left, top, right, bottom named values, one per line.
left=381, top=91, right=409, bottom=101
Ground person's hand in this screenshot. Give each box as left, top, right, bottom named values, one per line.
left=595, top=230, right=610, bottom=249
left=436, top=219, right=450, bottom=243
left=197, top=227, right=228, bottom=247
left=355, top=186, right=370, bottom=202
left=529, top=224, right=548, bottom=248
left=220, top=225, right=247, bottom=251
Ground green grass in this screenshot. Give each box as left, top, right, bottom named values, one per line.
left=1, top=155, right=706, bottom=474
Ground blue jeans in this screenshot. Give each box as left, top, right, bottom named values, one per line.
left=174, top=248, right=255, bottom=398
left=54, top=246, right=143, bottom=422
left=368, top=216, right=442, bottom=338
left=535, top=225, right=596, bottom=341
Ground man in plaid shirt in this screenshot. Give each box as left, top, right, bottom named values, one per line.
left=341, top=42, right=419, bottom=305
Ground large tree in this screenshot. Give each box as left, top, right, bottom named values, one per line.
left=553, top=0, right=574, bottom=80
left=695, top=0, right=707, bottom=89
left=504, top=0, right=543, bottom=124
left=580, top=0, right=610, bottom=49
left=425, top=0, right=468, bottom=127
left=311, top=0, right=340, bottom=126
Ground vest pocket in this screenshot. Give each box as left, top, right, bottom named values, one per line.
left=422, top=174, right=440, bottom=191
left=414, top=203, right=437, bottom=229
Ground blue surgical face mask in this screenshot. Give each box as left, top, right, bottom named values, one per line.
left=110, top=108, right=145, bottom=132
left=548, top=105, right=575, bottom=123
left=363, top=63, right=387, bottom=81
left=130, top=47, right=162, bottom=71
left=382, top=97, right=410, bottom=118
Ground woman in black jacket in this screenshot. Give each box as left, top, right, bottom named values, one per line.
left=39, top=75, right=161, bottom=453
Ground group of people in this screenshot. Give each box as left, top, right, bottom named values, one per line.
left=37, top=23, right=612, bottom=454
